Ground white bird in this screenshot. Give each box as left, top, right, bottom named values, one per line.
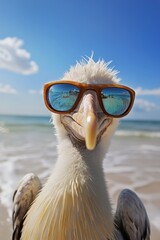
left=12, top=57, right=150, bottom=240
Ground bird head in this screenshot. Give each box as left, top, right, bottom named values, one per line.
left=44, top=57, right=134, bottom=153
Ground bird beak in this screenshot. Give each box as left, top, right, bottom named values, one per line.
left=84, top=111, right=97, bottom=150
left=60, top=91, right=112, bottom=151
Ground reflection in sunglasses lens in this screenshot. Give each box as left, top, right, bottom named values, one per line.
left=48, top=83, right=80, bottom=112
left=101, top=88, right=131, bottom=116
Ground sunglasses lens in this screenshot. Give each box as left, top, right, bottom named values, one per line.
left=47, top=83, right=80, bottom=112
left=101, top=88, right=131, bottom=116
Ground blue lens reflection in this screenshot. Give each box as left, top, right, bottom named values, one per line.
left=101, top=88, right=131, bottom=116
left=48, top=83, right=80, bottom=112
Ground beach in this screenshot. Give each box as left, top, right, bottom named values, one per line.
left=0, top=115, right=160, bottom=239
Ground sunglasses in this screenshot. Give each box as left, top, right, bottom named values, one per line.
left=43, top=80, right=135, bottom=118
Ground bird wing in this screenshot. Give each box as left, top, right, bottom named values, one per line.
left=12, top=173, right=42, bottom=240
left=114, top=189, right=150, bottom=240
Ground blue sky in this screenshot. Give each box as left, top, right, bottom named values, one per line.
left=0, top=0, right=160, bottom=119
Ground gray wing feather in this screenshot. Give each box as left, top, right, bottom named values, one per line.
left=114, top=189, right=150, bottom=240
left=12, top=173, right=42, bottom=240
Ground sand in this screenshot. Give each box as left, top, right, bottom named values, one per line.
left=0, top=203, right=12, bottom=240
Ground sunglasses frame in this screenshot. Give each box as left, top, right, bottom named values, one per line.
left=43, top=80, right=135, bottom=118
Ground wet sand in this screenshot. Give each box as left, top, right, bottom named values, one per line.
left=0, top=203, right=12, bottom=240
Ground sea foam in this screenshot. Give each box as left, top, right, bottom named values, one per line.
left=115, top=130, right=160, bottom=138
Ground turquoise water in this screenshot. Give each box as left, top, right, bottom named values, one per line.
left=0, top=114, right=51, bottom=127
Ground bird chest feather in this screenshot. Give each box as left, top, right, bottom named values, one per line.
left=21, top=175, right=113, bottom=240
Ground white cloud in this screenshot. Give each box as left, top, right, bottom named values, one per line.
left=0, top=37, right=39, bottom=75
left=134, top=98, right=159, bottom=112
left=28, top=89, right=37, bottom=94
left=0, top=83, right=17, bottom=94
left=135, top=87, right=160, bottom=96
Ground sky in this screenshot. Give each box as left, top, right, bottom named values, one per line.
left=0, top=0, right=160, bottom=120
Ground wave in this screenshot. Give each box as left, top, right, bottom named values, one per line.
left=115, top=130, right=160, bottom=138
left=0, top=123, right=9, bottom=133
left=1, top=115, right=160, bottom=138
left=0, top=120, right=52, bottom=134
left=0, top=127, right=9, bottom=133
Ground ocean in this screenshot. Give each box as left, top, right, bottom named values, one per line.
left=0, top=114, right=160, bottom=239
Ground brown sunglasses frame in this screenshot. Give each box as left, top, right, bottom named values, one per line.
left=43, top=80, right=135, bottom=118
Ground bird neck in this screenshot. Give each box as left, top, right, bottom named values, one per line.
left=46, top=137, right=114, bottom=239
